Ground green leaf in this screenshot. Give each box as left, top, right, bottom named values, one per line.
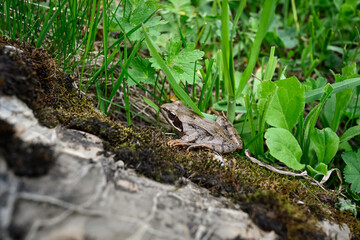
left=142, top=96, right=160, bottom=112
left=342, top=150, right=360, bottom=193
left=310, top=128, right=339, bottom=165
left=149, top=40, right=204, bottom=84
left=256, top=80, right=277, bottom=155
left=142, top=24, right=203, bottom=117
left=339, top=3, right=356, bottom=20
left=331, top=72, right=354, bottom=131
left=131, top=0, right=158, bottom=24
left=166, top=0, right=194, bottom=17
left=340, top=125, right=360, bottom=144
left=258, top=81, right=277, bottom=118
left=307, top=163, right=328, bottom=177
left=212, top=102, right=247, bottom=113
left=302, top=84, right=333, bottom=164
left=315, top=163, right=328, bottom=175
left=263, top=46, right=277, bottom=81
left=342, top=62, right=357, bottom=77
left=128, top=57, right=155, bottom=86
left=175, top=43, right=204, bottom=63
left=347, top=188, right=360, bottom=201
left=322, top=96, right=335, bottom=127
left=303, top=77, right=327, bottom=91
left=336, top=198, right=357, bottom=217
left=110, top=0, right=166, bottom=41
left=305, top=77, right=360, bottom=102
left=258, top=80, right=277, bottom=133
left=266, top=77, right=305, bottom=132
left=276, top=27, right=298, bottom=49
left=265, top=128, right=305, bottom=170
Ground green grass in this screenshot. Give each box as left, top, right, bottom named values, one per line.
left=1, top=0, right=360, bottom=210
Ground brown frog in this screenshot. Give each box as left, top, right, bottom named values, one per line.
left=161, top=101, right=243, bottom=153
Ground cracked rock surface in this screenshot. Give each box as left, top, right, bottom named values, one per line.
left=0, top=95, right=278, bottom=240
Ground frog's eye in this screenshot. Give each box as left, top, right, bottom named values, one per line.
left=168, top=111, right=177, bottom=120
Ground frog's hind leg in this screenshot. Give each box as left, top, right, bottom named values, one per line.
left=186, top=143, right=234, bottom=153
left=217, top=112, right=243, bottom=149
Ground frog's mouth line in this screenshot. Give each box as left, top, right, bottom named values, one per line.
left=172, top=118, right=183, bottom=132
left=161, top=108, right=183, bottom=133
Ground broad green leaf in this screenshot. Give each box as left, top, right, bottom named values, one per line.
left=128, top=57, right=155, bottom=86
left=258, top=81, right=277, bottom=133
left=166, top=0, right=194, bottom=18
left=258, top=81, right=277, bottom=116
left=339, top=141, right=353, bottom=152
left=342, top=62, right=357, bottom=76
left=307, top=163, right=328, bottom=177
left=303, top=77, right=327, bottom=91
left=149, top=39, right=204, bottom=84
left=266, top=77, right=305, bottom=131
left=315, top=163, right=328, bottom=175
left=175, top=43, right=204, bottom=63
left=340, top=125, right=360, bottom=144
left=276, top=27, right=298, bottom=49
left=265, top=128, right=305, bottom=170
left=256, top=80, right=277, bottom=155
left=342, top=150, right=360, bottom=193
left=339, top=2, right=356, bottom=20
left=110, top=0, right=166, bottom=41
left=347, top=188, right=360, bottom=201
left=310, top=128, right=339, bottom=165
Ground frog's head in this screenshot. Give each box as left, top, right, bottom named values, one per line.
left=160, top=101, right=184, bottom=133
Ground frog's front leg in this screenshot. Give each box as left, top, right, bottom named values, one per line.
left=168, top=130, right=198, bottom=147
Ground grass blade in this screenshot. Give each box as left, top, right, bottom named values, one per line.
left=305, top=77, right=360, bottom=103
left=221, top=0, right=236, bottom=121
left=142, top=24, right=203, bottom=116
left=235, top=0, right=277, bottom=97
left=106, top=39, right=143, bottom=111
left=36, top=0, right=67, bottom=48
left=231, top=0, right=247, bottom=39
left=263, top=46, right=277, bottom=81
left=143, top=96, right=160, bottom=112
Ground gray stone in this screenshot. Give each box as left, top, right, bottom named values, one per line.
left=318, top=220, right=350, bottom=240
left=0, top=96, right=278, bottom=240
left=0, top=96, right=351, bottom=240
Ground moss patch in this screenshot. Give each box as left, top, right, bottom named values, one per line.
left=0, top=36, right=358, bottom=239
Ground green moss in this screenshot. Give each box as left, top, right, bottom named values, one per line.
left=1, top=35, right=358, bottom=239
